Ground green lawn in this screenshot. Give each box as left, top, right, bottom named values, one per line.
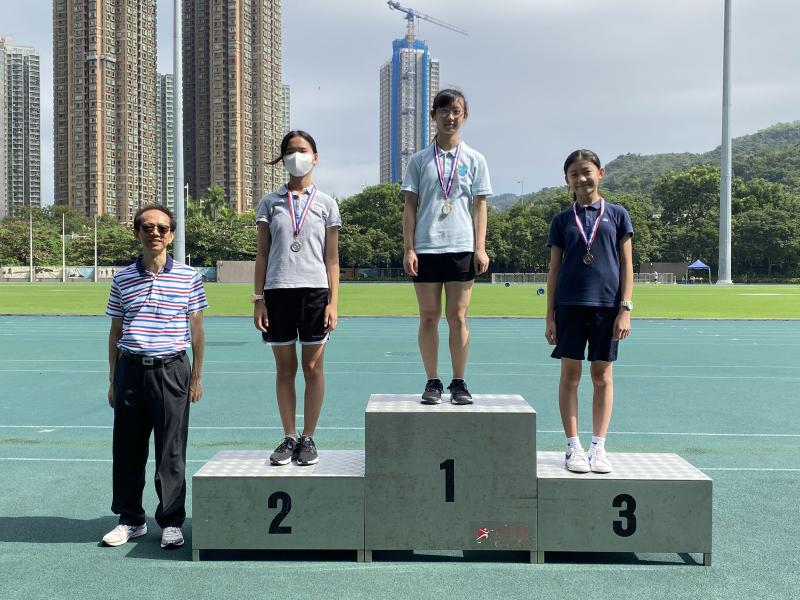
left=0, top=282, right=798, bottom=318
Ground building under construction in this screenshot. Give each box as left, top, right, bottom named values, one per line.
left=379, top=2, right=466, bottom=184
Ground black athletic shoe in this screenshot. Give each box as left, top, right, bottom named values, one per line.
left=421, top=378, right=444, bottom=404
left=448, top=379, right=473, bottom=405
left=296, top=435, right=319, bottom=466
left=270, top=436, right=298, bottom=465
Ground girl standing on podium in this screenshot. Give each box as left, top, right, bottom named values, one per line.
left=545, top=149, right=633, bottom=474
left=253, top=130, right=341, bottom=466
left=401, top=88, right=492, bottom=405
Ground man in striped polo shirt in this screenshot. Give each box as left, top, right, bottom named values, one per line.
left=102, top=204, right=207, bottom=550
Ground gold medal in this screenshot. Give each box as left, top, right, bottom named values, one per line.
left=442, top=201, right=453, bottom=215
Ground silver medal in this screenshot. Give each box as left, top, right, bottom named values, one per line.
left=290, top=240, right=302, bottom=252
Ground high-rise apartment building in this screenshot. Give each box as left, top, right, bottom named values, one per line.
left=379, top=33, right=439, bottom=184
left=53, top=0, right=157, bottom=221
left=183, top=0, right=283, bottom=213
left=156, top=74, right=175, bottom=210
left=282, top=84, right=290, bottom=134
left=0, top=36, right=40, bottom=220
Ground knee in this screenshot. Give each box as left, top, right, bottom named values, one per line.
left=591, top=368, right=613, bottom=389
left=445, top=310, right=467, bottom=330
left=302, top=357, right=323, bottom=379
left=419, top=309, right=440, bottom=327
left=560, top=367, right=582, bottom=389
left=275, top=362, right=297, bottom=382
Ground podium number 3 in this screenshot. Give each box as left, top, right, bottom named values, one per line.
left=612, top=493, right=636, bottom=537
left=268, top=491, right=292, bottom=534
left=440, top=459, right=455, bottom=502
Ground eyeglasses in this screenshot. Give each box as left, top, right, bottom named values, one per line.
left=436, top=108, right=464, bottom=118
left=139, top=224, right=172, bottom=235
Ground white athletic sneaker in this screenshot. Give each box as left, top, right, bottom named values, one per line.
left=161, top=526, right=184, bottom=549
left=588, top=445, right=613, bottom=473
left=102, top=523, right=147, bottom=547
left=565, top=446, right=590, bottom=473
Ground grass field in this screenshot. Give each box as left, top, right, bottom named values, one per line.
left=1, top=282, right=799, bottom=318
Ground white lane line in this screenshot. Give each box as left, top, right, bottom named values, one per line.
left=0, top=369, right=798, bottom=380
left=0, top=359, right=797, bottom=370
left=1, top=426, right=798, bottom=437
left=0, top=457, right=796, bottom=472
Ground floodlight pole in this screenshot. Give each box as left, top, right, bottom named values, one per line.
left=173, top=0, right=185, bottom=262
left=717, top=0, right=733, bottom=284
left=93, top=215, right=98, bottom=283
left=62, top=213, right=66, bottom=283
left=28, top=207, right=34, bottom=282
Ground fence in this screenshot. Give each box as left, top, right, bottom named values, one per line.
left=0, top=265, right=217, bottom=282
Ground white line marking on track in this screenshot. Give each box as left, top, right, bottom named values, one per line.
left=1, top=426, right=799, bottom=437
left=1, top=457, right=797, bottom=472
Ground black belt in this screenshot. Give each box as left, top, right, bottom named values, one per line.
left=121, top=350, right=186, bottom=366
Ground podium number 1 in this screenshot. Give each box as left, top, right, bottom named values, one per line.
left=440, top=459, right=455, bottom=502
left=612, top=494, right=637, bottom=537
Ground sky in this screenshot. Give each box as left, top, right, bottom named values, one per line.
left=4, top=0, right=799, bottom=203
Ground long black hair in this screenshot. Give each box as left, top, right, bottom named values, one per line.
left=269, top=130, right=318, bottom=165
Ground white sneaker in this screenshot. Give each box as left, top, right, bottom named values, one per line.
left=565, top=446, right=590, bottom=473
left=102, top=523, right=147, bottom=546
left=588, top=445, right=613, bottom=473
left=161, top=526, right=184, bottom=548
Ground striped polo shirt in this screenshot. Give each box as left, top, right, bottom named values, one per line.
left=106, top=255, right=208, bottom=357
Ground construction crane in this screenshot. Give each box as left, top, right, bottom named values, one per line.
left=387, top=1, right=468, bottom=39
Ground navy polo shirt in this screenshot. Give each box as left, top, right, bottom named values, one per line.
left=547, top=199, right=634, bottom=307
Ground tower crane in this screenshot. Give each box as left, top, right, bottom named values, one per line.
left=387, top=1, right=468, bottom=39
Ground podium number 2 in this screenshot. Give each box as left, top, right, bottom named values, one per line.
left=440, top=459, right=455, bottom=502
left=612, top=494, right=636, bottom=537
left=268, top=491, right=292, bottom=534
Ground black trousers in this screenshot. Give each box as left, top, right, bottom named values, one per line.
left=111, top=353, right=191, bottom=528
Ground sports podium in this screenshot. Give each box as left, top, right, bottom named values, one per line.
left=192, top=395, right=712, bottom=565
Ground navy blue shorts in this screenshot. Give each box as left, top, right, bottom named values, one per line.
left=550, top=305, right=619, bottom=362
left=413, top=252, right=475, bottom=283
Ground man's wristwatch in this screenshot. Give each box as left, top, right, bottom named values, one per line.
left=252, top=293, right=264, bottom=303
left=620, top=300, right=633, bottom=312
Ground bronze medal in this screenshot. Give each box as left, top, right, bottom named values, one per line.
left=583, top=253, right=594, bottom=265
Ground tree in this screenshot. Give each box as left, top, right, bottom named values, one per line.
left=338, top=183, right=404, bottom=267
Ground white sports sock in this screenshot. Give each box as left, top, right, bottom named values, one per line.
left=566, top=436, right=582, bottom=449
left=591, top=436, right=606, bottom=449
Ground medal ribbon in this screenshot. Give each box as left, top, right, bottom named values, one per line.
left=572, top=198, right=605, bottom=255
left=287, top=185, right=317, bottom=238
left=433, top=141, right=462, bottom=201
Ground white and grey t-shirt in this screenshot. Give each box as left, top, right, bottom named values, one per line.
left=255, top=184, right=341, bottom=289
left=400, top=140, right=492, bottom=254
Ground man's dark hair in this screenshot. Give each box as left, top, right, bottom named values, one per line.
left=133, top=204, right=176, bottom=231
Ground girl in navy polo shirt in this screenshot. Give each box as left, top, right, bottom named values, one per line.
left=545, top=149, right=633, bottom=473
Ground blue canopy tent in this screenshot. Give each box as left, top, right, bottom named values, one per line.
left=686, top=259, right=712, bottom=284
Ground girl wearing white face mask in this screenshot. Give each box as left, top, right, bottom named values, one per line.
left=253, top=130, right=341, bottom=467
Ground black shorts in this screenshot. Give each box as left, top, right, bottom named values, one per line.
left=261, top=288, right=329, bottom=345
left=550, top=305, right=619, bottom=362
left=413, top=252, right=475, bottom=283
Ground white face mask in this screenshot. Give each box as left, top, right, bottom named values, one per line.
left=283, top=152, right=315, bottom=177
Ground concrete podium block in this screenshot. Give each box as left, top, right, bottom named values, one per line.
left=192, top=450, right=364, bottom=560
left=537, top=452, right=712, bottom=565
left=365, top=394, right=537, bottom=555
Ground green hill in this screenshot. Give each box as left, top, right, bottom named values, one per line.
left=602, top=121, right=800, bottom=199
